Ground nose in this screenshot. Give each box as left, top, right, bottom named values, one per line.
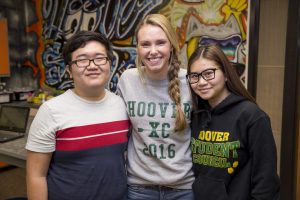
left=149, top=45, right=158, bottom=55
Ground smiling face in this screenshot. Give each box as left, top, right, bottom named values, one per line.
left=68, top=40, right=110, bottom=100
left=137, top=24, right=172, bottom=80
left=189, top=58, right=230, bottom=107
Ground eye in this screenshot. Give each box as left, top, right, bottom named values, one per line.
left=77, top=59, right=89, bottom=63
left=94, top=57, right=106, bottom=62
left=203, top=70, right=214, bottom=76
left=190, top=73, right=199, bottom=78
left=157, top=40, right=167, bottom=46
left=139, top=42, right=150, bottom=48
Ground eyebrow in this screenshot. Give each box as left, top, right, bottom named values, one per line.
left=138, top=37, right=168, bottom=43
left=75, top=52, right=107, bottom=59
left=191, top=67, right=217, bottom=73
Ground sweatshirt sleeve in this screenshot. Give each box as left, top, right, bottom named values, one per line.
left=248, top=114, right=280, bottom=199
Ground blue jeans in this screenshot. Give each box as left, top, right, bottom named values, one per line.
left=127, top=185, right=194, bottom=200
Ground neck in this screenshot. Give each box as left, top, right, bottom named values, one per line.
left=209, top=90, right=231, bottom=108
left=73, top=88, right=106, bottom=101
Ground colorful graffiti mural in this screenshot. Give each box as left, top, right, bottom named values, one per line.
left=25, top=0, right=248, bottom=92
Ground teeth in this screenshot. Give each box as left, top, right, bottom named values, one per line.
left=149, top=58, right=160, bottom=62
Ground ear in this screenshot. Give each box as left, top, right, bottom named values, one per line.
left=66, top=65, right=72, bottom=79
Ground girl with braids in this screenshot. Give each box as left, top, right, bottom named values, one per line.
left=186, top=44, right=280, bottom=199
left=117, top=14, right=194, bottom=200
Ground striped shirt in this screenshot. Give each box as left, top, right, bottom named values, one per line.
left=26, top=89, right=129, bottom=200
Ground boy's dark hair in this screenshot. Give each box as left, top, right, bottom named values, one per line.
left=62, top=31, right=113, bottom=65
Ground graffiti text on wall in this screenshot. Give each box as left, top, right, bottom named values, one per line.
left=25, top=0, right=248, bottom=91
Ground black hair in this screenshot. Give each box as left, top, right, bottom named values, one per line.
left=62, top=31, right=113, bottom=65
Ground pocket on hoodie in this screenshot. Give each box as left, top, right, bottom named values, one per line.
left=192, top=175, right=229, bottom=200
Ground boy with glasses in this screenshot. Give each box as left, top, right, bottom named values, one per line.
left=26, top=31, right=129, bottom=200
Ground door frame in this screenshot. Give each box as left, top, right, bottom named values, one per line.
left=280, top=0, right=300, bottom=199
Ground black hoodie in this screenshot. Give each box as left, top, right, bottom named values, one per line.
left=191, top=93, right=280, bottom=200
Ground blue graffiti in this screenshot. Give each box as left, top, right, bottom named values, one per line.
left=43, top=42, right=67, bottom=87
left=41, top=0, right=166, bottom=91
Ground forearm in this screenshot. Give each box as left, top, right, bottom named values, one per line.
left=27, top=176, right=48, bottom=200
left=26, top=151, right=52, bottom=200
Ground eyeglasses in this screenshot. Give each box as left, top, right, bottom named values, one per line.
left=69, top=57, right=109, bottom=68
left=186, top=68, right=218, bottom=84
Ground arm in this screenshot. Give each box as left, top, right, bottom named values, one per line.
left=26, top=150, right=52, bottom=200
left=249, top=115, right=280, bottom=199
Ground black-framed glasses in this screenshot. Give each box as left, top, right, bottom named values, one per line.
left=69, top=57, right=109, bottom=68
left=186, top=68, right=218, bottom=84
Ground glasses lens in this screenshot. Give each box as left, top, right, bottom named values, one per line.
left=188, top=73, right=199, bottom=84
left=72, top=57, right=108, bottom=68
left=93, top=57, right=107, bottom=65
left=202, top=69, right=215, bottom=80
left=76, top=59, right=90, bottom=68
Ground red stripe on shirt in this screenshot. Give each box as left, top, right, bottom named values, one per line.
left=55, top=120, right=129, bottom=151
left=56, top=120, right=129, bottom=138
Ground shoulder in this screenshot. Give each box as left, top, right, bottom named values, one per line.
left=179, top=68, right=187, bottom=77
left=239, top=100, right=263, bottom=113
left=219, top=94, right=270, bottom=123
left=118, top=68, right=141, bottom=93
left=224, top=94, right=261, bottom=115
left=106, top=90, right=124, bottom=103
left=43, top=90, right=72, bottom=107
left=178, top=68, right=188, bottom=82
left=36, top=90, right=74, bottom=115
left=120, top=68, right=139, bottom=80
left=103, top=91, right=128, bottom=119
left=236, top=100, right=270, bottom=122
left=105, top=90, right=127, bottom=109
left=179, top=68, right=187, bottom=73
left=177, top=68, right=190, bottom=89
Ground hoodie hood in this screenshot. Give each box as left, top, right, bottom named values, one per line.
left=211, top=93, right=247, bottom=114
left=193, top=93, right=247, bottom=129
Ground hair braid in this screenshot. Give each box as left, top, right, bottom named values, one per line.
left=168, top=55, right=187, bottom=132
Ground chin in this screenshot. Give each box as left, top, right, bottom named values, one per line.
left=198, top=94, right=212, bottom=100
left=86, top=82, right=106, bottom=89
left=146, top=65, right=161, bottom=70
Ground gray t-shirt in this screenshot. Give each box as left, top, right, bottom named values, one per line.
left=117, top=68, right=194, bottom=189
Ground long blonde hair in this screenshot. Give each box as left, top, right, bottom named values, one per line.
left=135, top=14, right=186, bottom=132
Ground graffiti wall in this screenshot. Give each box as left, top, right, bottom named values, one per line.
left=3, top=0, right=249, bottom=93
left=0, top=0, right=38, bottom=92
